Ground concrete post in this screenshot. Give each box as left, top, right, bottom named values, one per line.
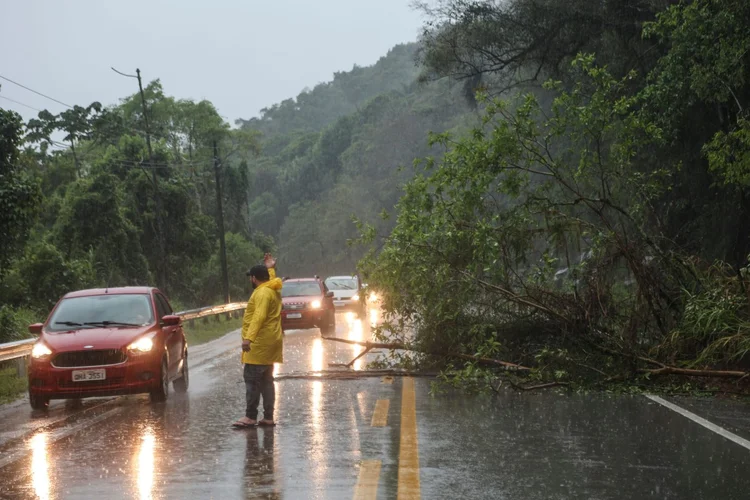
left=14, top=356, right=27, bottom=378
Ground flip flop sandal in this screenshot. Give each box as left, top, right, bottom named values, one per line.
left=232, top=421, right=257, bottom=429
left=258, top=420, right=276, bottom=427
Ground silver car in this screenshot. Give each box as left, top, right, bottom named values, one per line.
left=324, top=275, right=365, bottom=315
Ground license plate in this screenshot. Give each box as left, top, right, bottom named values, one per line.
left=286, top=313, right=302, bottom=319
left=72, top=369, right=106, bottom=382
left=334, top=301, right=346, bottom=307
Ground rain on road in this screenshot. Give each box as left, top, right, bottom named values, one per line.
left=1, top=309, right=750, bottom=499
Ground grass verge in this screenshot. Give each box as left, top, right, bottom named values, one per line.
left=184, top=315, right=243, bottom=345
left=0, top=367, right=27, bottom=404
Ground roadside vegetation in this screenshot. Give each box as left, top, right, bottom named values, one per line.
left=0, top=367, right=27, bottom=405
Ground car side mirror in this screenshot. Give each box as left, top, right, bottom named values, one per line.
left=161, top=315, right=181, bottom=326
left=28, top=323, right=43, bottom=335
left=325, top=291, right=334, bottom=298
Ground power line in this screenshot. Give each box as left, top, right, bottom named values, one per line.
left=0, top=74, right=73, bottom=109
left=0, top=95, right=43, bottom=112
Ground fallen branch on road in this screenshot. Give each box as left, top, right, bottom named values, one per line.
left=594, top=345, right=750, bottom=380
left=274, top=369, right=437, bottom=381
left=328, top=345, right=374, bottom=369
left=321, top=336, right=531, bottom=371
left=638, top=366, right=750, bottom=379
left=505, top=380, right=569, bottom=391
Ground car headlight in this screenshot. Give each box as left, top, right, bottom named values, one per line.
left=31, top=343, right=52, bottom=359
left=351, top=294, right=359, bottom=301
left=128, top=337, right=154, bottom=353
left=310, top=300, right=321, bottom=309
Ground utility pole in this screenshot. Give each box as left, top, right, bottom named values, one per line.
left=112, top=67, right=168, bottom=293
left=214, top=140, right=230, bottom=304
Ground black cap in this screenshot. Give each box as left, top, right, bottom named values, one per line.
left=246, top=265, right=270, bottom=281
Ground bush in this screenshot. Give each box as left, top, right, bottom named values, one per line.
left=0, top=306, right=38, bottom=343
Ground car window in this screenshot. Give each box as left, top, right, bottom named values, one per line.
left=324, top=278, right=358, bottom=290
left=281, top=282, right=323, bottom=297
left=154, top=293, right=168, bottom=320
left=47, top=294, right=154, bottom=331
left=155, top=293, right=172, bottom=316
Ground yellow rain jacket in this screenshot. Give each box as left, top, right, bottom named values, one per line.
left=241, top=268, right=283, bottom=365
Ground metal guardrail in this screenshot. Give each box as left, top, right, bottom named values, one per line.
left=0, top=338, right=37, bottom=364
left=0, top=301, right=247, bottom=365
left=177, top=302, right=246, bottom=321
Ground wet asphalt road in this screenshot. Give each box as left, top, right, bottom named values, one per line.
left=1, top=310, right=750, bottom=499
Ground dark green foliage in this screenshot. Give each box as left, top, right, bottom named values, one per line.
left=233, top=48, right=475, bottom=278
left=0, top=110, right=41, bottom=279
left=53, top=172, right=150, bottom=286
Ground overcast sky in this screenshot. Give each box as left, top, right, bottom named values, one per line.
left=0, top=0, right=423, bottom=124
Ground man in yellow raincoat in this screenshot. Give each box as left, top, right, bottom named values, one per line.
left=233, top=253, right=283, bottom=428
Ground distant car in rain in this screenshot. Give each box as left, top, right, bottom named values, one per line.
left=281, top=278, right=336, bottom=335
left=26, top=287, right=189, bottom=410
left=324, top=275, right=365, bottom=316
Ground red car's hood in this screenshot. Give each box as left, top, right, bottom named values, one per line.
left=41, top=326, right=154, bottom=352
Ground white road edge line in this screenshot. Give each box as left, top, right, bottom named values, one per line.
left=645, top=394, right=750, bottom=451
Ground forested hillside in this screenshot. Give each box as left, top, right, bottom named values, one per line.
left=0, top=42, right=473, bottom=342
left=236, top=43, right=473, bottom=276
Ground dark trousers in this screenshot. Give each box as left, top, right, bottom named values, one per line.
left=243, top=363, right=275, bottom=420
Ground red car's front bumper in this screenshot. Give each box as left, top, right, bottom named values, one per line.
left=281, top=309, right=328, bottom=330
left=28, top=354, right=162, bottom=399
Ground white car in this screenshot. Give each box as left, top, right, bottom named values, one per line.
left=324, top=275, right=365, bottom=315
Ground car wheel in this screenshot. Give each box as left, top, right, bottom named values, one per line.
left=320, top=312, right=336, bottom=336
left=150, top=357, right=169, bottom=403
left=29, top=393, right=49, bottom=411
left=173, top=354, right=189, bottom=393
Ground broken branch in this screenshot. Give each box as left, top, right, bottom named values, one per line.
left=275, top=369, right=437, bottom=381
left=321, top=336, right=531, bottom=371
left=638, top=366, right=749, bottom=379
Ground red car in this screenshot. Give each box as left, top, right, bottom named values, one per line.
left=281, top=278, right=336, bottom=335
left=27, top=287, right=189, bottom=410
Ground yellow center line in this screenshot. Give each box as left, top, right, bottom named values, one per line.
left=353, top=459, right=382, bottom=500
left=371, top=399, right=390, bottom=427
left=397, top=377, right=420, bottom=499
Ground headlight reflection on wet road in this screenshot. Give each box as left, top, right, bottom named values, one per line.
left=136, top=428, right=156, bottom=500
left=311, top=338, right=324, bottom=373
left=310, top=378, right=326, bottom=485
left=30, top=432, right=50, bottom=500
left=348, top=317, right=364, bottom=371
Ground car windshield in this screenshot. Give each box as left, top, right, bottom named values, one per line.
left=47, top=294, right=154, bottom=332
left=325, top=278, right=358, bottom=290
left=281, top=282, right=322, bottom=298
